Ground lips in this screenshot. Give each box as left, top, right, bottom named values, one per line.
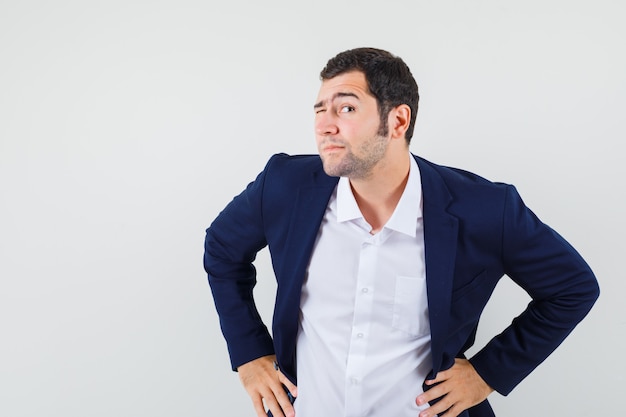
left=320, top=140, right=346, bottom=152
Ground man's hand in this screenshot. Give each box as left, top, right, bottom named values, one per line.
left=415, top=358, right=494, bottom=417
left=237, top=355, right=298, bottom=417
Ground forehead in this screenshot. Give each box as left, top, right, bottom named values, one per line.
left=316, top=71, right=374, bottom=103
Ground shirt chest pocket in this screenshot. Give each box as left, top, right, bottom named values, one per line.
left=392, top=275, right=430, bottom=338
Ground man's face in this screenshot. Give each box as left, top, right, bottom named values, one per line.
left=314, top=71, right=389, bottom=179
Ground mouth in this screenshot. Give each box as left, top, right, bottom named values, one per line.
left=321, top=142, right=345, bottom=153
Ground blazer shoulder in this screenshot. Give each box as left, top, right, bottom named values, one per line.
left=264, top=153, right=336, bottom=188
left=415, top=155, right=509, bottom=191
left=266, top=153, right=322, bottom=172
left=413, top=155, right=530, bottom=236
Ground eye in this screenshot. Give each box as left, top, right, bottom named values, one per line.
left=339, top=105, right=355, bottom=113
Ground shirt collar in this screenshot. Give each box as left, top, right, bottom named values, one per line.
left=336, top=176, right=363, bottom=222
left=336, top=154, right=423, bottom=237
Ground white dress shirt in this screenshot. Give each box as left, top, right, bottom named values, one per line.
left=294, top=155, right=433, bottom=416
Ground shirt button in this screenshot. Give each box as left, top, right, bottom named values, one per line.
left=361, top=287, right=369, bottom=293
left=357, top=333, right=364, bottom=338
left=351, top=377, right=359, bottom=385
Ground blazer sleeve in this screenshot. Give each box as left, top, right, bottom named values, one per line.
left=203, top=156, right=279, bottom=371
left=469, top=185, right=599, bottom=395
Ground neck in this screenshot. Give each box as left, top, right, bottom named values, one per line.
left=349, top=150, right=411, bottom=234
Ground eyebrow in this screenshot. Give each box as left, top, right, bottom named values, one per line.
left=313, top=92, right=360, bottom=109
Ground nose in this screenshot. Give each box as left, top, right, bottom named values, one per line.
left=315, top=111, right=339, bottom=136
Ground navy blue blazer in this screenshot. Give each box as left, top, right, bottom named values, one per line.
left=204, top=153, right=599, bottom=416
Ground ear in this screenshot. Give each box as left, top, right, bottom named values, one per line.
left=388, top=104, right=411, bottom=141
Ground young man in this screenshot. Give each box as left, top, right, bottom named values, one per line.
left=204, top=48, right=599, bottom=417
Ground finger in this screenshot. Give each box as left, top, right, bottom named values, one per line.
left=416, top=381, right=449, bottom=405
left=426, top=367, right=453, bottom=385
left=251, top=394, right=271, bottom=417
left=444, top=403, right=464, bottom=417
left=263, top=393, right=286, bottom=417
left=278, top=371, right=298, bottom=398
left=418, top=397, right=454, bottom=417
left=427, top=403, right=463, bottom=417
left=273, top=390, right=295, bottom=417
left=259, top=380, right=294, bottom=417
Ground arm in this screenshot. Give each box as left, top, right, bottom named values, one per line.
left=204, top=155, right=297, bottom=416
left=204, top=159, right=274, bottom=369
left=417, top=185, right=599, bottom=416
left=470, top=185, right=599, bottom=394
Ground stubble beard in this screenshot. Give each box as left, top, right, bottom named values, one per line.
left=320, top=132, right=388, bottom=179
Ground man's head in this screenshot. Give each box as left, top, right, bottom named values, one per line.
left=319, top=47, right=419, bottom=143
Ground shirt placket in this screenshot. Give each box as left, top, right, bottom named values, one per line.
left=344, top=231, right=381, bottom=417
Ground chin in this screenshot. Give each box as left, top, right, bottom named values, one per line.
left=322, top=166, right=340, bottom=177
left=321, top=161, right=344, bottom=178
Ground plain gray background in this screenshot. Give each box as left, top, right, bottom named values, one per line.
left=1, top=1, right=624, bottom=416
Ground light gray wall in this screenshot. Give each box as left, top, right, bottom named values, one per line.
left=1, top=1, right=623, bottom=416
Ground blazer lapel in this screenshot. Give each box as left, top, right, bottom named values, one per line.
left=280, top=169, right=338, bottom=299
left=274, top=164, right=338, bottom=370
left=277, top=155, right=458, bottom=377
left=415, top=156, right=459, bottom=375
